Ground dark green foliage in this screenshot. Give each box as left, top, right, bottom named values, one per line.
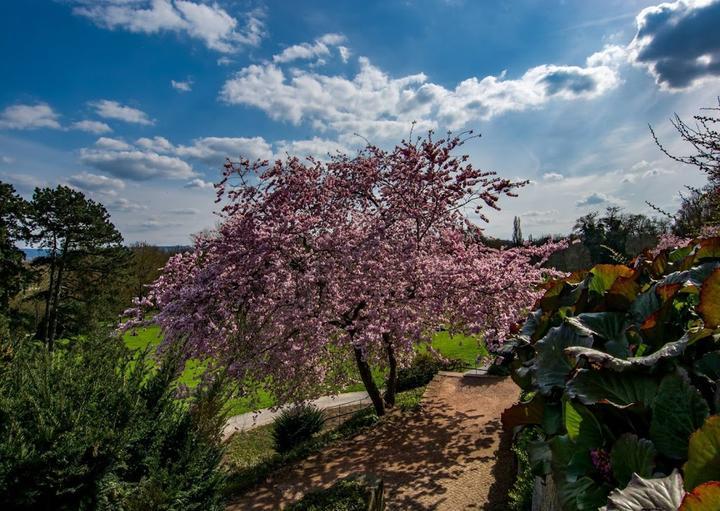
left=287, top=475, right=384, bottom=511
left=394, top=351, right=464, bottom=392
left=0, top=335, right=227, bottom=511
left=573, top=207, right=667, bottom=264
left=0, top=182, right=31, bottom=321
left=28, top=185, right=128, bottom=345
left=499, top=237, right=720, bottom=510
left=272, top=403, right=325, bottom=453
left=508, top=426, right=541, bottom=511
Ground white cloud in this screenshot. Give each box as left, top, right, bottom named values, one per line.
left=221, top=52, right=620, bottom=137
left=542, top=172, right=565, bottom=182
left=175, top=136, right=273, bottom=164
left=71, top=120, right=113, bottom=134
left=136, top=136, right=174, bottom=153
left=67, top=171, right=125, bottom=195
left=273, top=33, right=346, bottom=64
left=90, top=100, right=154, bottom=125
left=168, top=207, right=199, bottom=215
left=575, top=191, right=613, bottom=207
left=108, top=197, right=147, bottom=212
left=338, top=45, right=350, bottom=63
left=80, top=147, right=195, bottom=181
left=275, top=137, right=351, bottom=159
left=0, top=103, right=61, bottom=130
left=71, top=1, right=266, bottom=53
left=184, top=178, right=214, bottom=189
left=171, top=79, right=193, bottom=92
left=1, top=156, right=15, bottom=164
left=95, top=137, right=132, bottom=151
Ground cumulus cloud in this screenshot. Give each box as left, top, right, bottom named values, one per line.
left=175, top=136, right=273, bottom=164
left=71, top=120, right=113, bottom=133
left=90, top=100, right=154, bottom=125
left=521, top=209, right=561, bottom=226
left=184, top=178, right=214, bottom=189
left=629, top=0, right=720, bottom=89
left=71, top=1, right=266, bottom=53
left=171, top=79, right=193, bottom=92
left=67, top=171, right=125, bottom=195
left=0, top=103, right=61, bottom=130
left=542, top=172, right=565, bottom=182
left=107, top=197, right=146, bottom=212
left=275, top=137, right=351, bottom=159
left=168, top=207, right=199, bottom=215
left=136, top=136, right=174, bottom=153
left=221, top=53, right=620, bottom=136
left=273, top=33, right=346, bottom=64
left=576, top=191, right=613, bottom=207
left=95, top=137, right=133, bottom=151
left=80, top=143, right=195, bottom=181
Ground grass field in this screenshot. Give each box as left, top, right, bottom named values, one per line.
left=122, top=326, right=487, bottom=416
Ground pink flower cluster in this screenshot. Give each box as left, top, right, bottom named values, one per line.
left=123, top=133, right=564, bottom=404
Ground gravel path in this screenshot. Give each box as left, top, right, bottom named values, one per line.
left=226, top=373, right=519, bottom=510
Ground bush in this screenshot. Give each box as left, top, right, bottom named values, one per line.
left=499, top=237, right=720, bottom=510
left=0, top=335, right=227, bottom=511
left=272, top=403, right=325, bottom=454
left=394, top=351, right=464, bottom=392
left=507, top=426, right=541, bottom=511
left=287, top=475, right=384, bottom=511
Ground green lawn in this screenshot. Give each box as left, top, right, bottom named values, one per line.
left=122, top=327, right=488, bottom=416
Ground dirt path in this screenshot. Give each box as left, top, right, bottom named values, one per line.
left=226, top=373, right=519, bottom=510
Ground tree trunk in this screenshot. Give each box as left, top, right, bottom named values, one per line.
left=353, top=345, right=385, bottom=416
left=42, top=237, right=57, bottom=347
left=48, top=242, right=68, bottom=347
left=383, top=333, right=398, bottom=408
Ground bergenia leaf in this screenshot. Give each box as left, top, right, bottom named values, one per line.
left=698, top=268, right=720, bottom=329
left=567, top=369, right=658, bottom=408
left=600, top=470, right=685, bottom=511
left=534, top=323, right=593, bottom=394
left=680, top=481, right=720, bottom=511
left=564, top=336, right=687, bottom=372
left=610, top=434, right=656, bottom=488
left=683, top=415, right=720, bottom=491
left=650, top=372, right=709, bottom=460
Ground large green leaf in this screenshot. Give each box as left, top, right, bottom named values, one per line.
left=564, top=399, right=603, bottom=449
left=699, top=268, right=720, bottom=329
left=650, top=373, right=710, bottom=460
left=589, top=265, right=636, bottom=296
left=694, top=351, right=720, bottom=382
left=535, top=323, right=594, bottom=394
left=680, top=482, right=720, bottom=511
left=564, top=336, right=688, bottom=372
left=559, top=476, right=610, bottom=511
left=600, top=470, right=685, bottom=511
left=683, top=415, right=720, bottom=491
left=528, top=439, right=552, bottom=475
left=569, top=312, right=630, bottom=357
left=550, top=434, right=592, bottom=481
left=567, top=369, right=658, bottom=408
left=610, top=434, right=656, bottom=488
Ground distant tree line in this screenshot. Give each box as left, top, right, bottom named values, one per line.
left=0, top=183, right=176, bottom=346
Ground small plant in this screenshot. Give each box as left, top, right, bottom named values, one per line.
left=287, top=475, right=383, bottom=511
left=272, top=403, right=326, bottom=453
left=394, top=351, right=464, bottom=392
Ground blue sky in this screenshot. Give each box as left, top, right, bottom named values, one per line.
left=1, top=0, right=719, bottom=244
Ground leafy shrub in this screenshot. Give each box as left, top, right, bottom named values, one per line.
left=0, top=335, right=227, bottom=511
left=395, top=386, right=425, bottom=413
left=272, top=403, right=325, bottom=453
left=498, top=237, right=720, bottom=510
left=507, top=426, right=541, bottom=511
left=394, top=351, right=464, bottom=392
left=287, top=475, right=384, bottom=511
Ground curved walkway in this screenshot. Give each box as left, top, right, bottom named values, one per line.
left=223, top=391, right=371, bottom=440
left=226, top=373, right=519, bottom=510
